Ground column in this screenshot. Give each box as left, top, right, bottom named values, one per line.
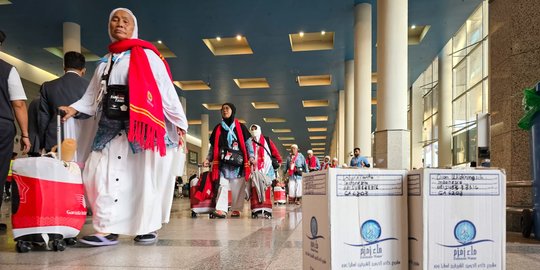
left=438, top=40, right=453, bottom=167
left=200, top=114, right=209, bottom=164
left=374, top=0, right=410, bottom=169
left=354, top=2, right=372, bottom=159
left=63, top=22, right=81, bottom=53
left=344, top=60, right=354, bottom=164
left=338, top=90, right=345, bottom=164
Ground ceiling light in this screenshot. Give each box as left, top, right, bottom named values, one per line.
left=297, top=75, right=332, bottom=86
left=188, top=120, right=202, bottom=125
left=236, top=34, right=242, bottom=40
left=272, top=129, right=292, bottom=133
left=216, top=36, right=221, bottom=41
left=174, top=80, right=211, bottom=90
left=278, top=137, right=295, bottom=141
left=263, top=117, right=286, bottom=123
left=311, top=142, right=326, bottom=146
left=202, top=103, right=223, bottom=110
left=305, top=116, right=328, bottom=122
left=308, top=127, right=327, bottom=132
left=283, top=143, right=293, bottom=147
left=321, top=30, right=326, bottom=35
left=312, top=147, right=325, bottom=151
left=157, top=40, right=162, bottom=44
left=289, top=31, right=334, bottom=52
left=299, top=31, right=304, bottom=37
left=251, top=102, right=279, bottom=109
left=203, top=36, right=253, bottom=56
left=309, top=136, right=326, bottom=140
left=411, top=25, right=416, bottom=29
left=234, top=78, right=270, bottom=89
left=302, top=100, right=329, bottom=108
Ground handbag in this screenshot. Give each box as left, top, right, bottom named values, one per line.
left=104, top=85, right=129, bottom=120
left=294, top=167, right=304, bottom=176
left=220, top=147, right=244, bottom=167
left=252, top=138, right=280, bottom=170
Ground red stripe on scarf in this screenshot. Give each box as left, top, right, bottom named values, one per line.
left=211, top=119, right=250, bottom=181
left=289, top=154, right=298, bottom=177
left=109, top=39, right=172, bottom=156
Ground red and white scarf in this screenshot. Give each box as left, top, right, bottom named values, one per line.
left=109, top=39, right=172, bottom=156
left=252, top=136, right=266, bottom=171
left=288, top=154, right=298, bottom=176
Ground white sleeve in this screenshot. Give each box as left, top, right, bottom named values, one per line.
left=146, top=50, right=188, bottom=132
left=71, top=62, right=106, bottom=115
left=7, top=68, right=27, bottom=101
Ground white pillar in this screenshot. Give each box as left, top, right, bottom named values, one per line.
left=438, top=40, right=453, bottom=167
left=338, top=90, right=345, bottom=164
left=63, top=22, right=81, bottom=53
left=344, top=60, right=355, bottom=164
left=354, top=3, right=372, bottom=158
left=200, top=114, right=209, bottom=164
left=373, top=0, right=410, bottom=169
left=411, top=74, right=424, bottom=169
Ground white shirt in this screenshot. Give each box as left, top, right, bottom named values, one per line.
left=7, top=67, right=27, bottom=101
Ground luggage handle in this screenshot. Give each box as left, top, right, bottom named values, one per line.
left=56, top=109, right=66, bottom=161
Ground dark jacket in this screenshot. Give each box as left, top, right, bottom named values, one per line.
left=38, top=72, right=88, bottom=150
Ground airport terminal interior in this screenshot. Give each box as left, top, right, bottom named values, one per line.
left=1, top=0, right=540, bottom=269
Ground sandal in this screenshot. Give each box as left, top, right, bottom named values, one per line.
left=212, top=210, right=227, bottom=218
left=230, top=210, right=241, bottom=218
left=79, top=233, right=119, bottom=246
left=134, top=231, right=158, bottom=243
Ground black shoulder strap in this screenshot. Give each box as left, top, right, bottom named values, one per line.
left=252, top=138, right=273, bottom=157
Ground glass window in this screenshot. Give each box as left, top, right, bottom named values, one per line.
left=467, top=6, right=483, bottom=47
left=453, top=131, right=468, bottom=165
left=433, top=142, right=439, bottom=168
left=424, top=144, right=433, bottom=168
left=454, top=60, right=467, bottom=97
left=425, top=64, right=433, bottom=87
left=432, top=58, right=439, bottom=83
left=453, top=96, right=467, bottom=132
left=467, top=45, right=483, bottom=88
left=423, top=117, right=433, bottom=143
left=424, top=92, right=433, bottom=119
left=433, top=85, right=439, bottom=114
left=432, top=113, right=439, bottom=140
left=467, top=85, right=483, bottom=122
left=453, top=26, right=467, bottom=66
left=483, top=39, right=489, bottom=79
left=468, top=127, right=478, bottom=163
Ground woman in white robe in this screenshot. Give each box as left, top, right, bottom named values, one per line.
left=59, top=8, right=188, bottom=246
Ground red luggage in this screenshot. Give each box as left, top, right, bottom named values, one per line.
left=273, top=185, right=286, bottom=205
left=190, top=170, right=216, bottom=217
left=250, top=186, right=272, bottom=219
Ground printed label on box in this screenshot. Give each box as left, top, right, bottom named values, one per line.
left=429, top=173, right=500, bottom=196
left=336, top=174, right=403, bottom=197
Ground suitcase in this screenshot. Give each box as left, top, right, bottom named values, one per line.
left=273, top=186, right=287, bottom=205
left=250, top=186, right=272, bottom=219
left=10, top=113, right=86, bottom=253
left=190, top=168, right=217, bottom=218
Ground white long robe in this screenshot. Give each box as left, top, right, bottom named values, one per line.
left=71, top=49, right=188, bottom=235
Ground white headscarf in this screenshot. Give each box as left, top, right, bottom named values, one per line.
left=108, top=7, right=138, bottom=42
left=250, top=124, right=262, bottom=140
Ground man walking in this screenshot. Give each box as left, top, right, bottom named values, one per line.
left=349, top=147, right=370, bottom=168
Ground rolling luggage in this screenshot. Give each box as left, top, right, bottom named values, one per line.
left=250, top=186, right=272, bottom=219
left=273, top=184, right=287, bottom=205
left=10, top=114, right=86, bottom=253
left=190, top=166, right=217, bottom=218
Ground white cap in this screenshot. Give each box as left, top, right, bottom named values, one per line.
left=307, top=150, right=313, bottom=154
left=291, top=144, right=298, bottom=149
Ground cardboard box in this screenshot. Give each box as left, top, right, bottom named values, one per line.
left=408, top=168, right=506, bottom=270
left=302, top=168, right=408, bottom=270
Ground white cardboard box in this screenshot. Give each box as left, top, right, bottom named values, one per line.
left=302, top=168, right=408, bottom=270
left=407, top=168, right=506, bottom=270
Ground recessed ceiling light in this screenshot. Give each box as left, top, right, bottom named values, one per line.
left=234, top=78, right=270, bottom=89
left=311, top=142, right=326, bottom=146
left=302, top=100, right=329, bottom=108
left=312, top=147, right=325, bottom=151
left=263, top=117, right=286, bottom=123
left=310, top=136, right=326, bottom=140
left=289, top=31, right=334, bottom=52
left=283, top=143, right=293, bottom=147
left=411, top=25, right=416, bottom=29
left=308, top=127, right=327, bottom=132
left=278, top=137, right=295, bottom=141
left=174, top=80, right=211, bottom=90
left=152, top=41, right=177, bottom=58
left=299, top=31, right=304, bottom=37
left=321, top=30, right=326, bottom=35
left=236, top=34, right=242, bottom=40
left=252, top=102, right=279, bottom=109
left=203, top=36, right=253, bottom=56
left=305, top=116, right=328, bottom=122
left=157, top=40, right=162, bottom=44
left=216, top=36, right=221, bottom=41
left=408, top=25, right=431, bottom=45
left=272, top=129, right=292, bottom=133
left=202, top=103, right=223, bottom=110
left=297, top=75, right=332, bottom=86
left=237, top=118, right=246, bottom=124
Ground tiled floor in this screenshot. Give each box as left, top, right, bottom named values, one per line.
left=0, top=197, right=539, bottom=269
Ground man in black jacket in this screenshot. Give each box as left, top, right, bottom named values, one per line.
left=38, top=51, right=88, bottom=152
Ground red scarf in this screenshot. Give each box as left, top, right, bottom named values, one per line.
left=288, top=154, right=298, bottom=176
left=109, top=39, right=172, bottom=157
left=252, top=136, right=265, bottom=171
left=211, top=119, right=251, bottom=181
left=307, top=156, right=318, bottom=168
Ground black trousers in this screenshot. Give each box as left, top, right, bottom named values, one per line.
left=0, top=118, right=15, bottom=210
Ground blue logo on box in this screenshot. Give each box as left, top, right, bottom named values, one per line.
left=438, top=220, right=493, bottom=248
left=307, top=216, right=324, bottom=240
left=345, top=219, right=397, bottom=247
